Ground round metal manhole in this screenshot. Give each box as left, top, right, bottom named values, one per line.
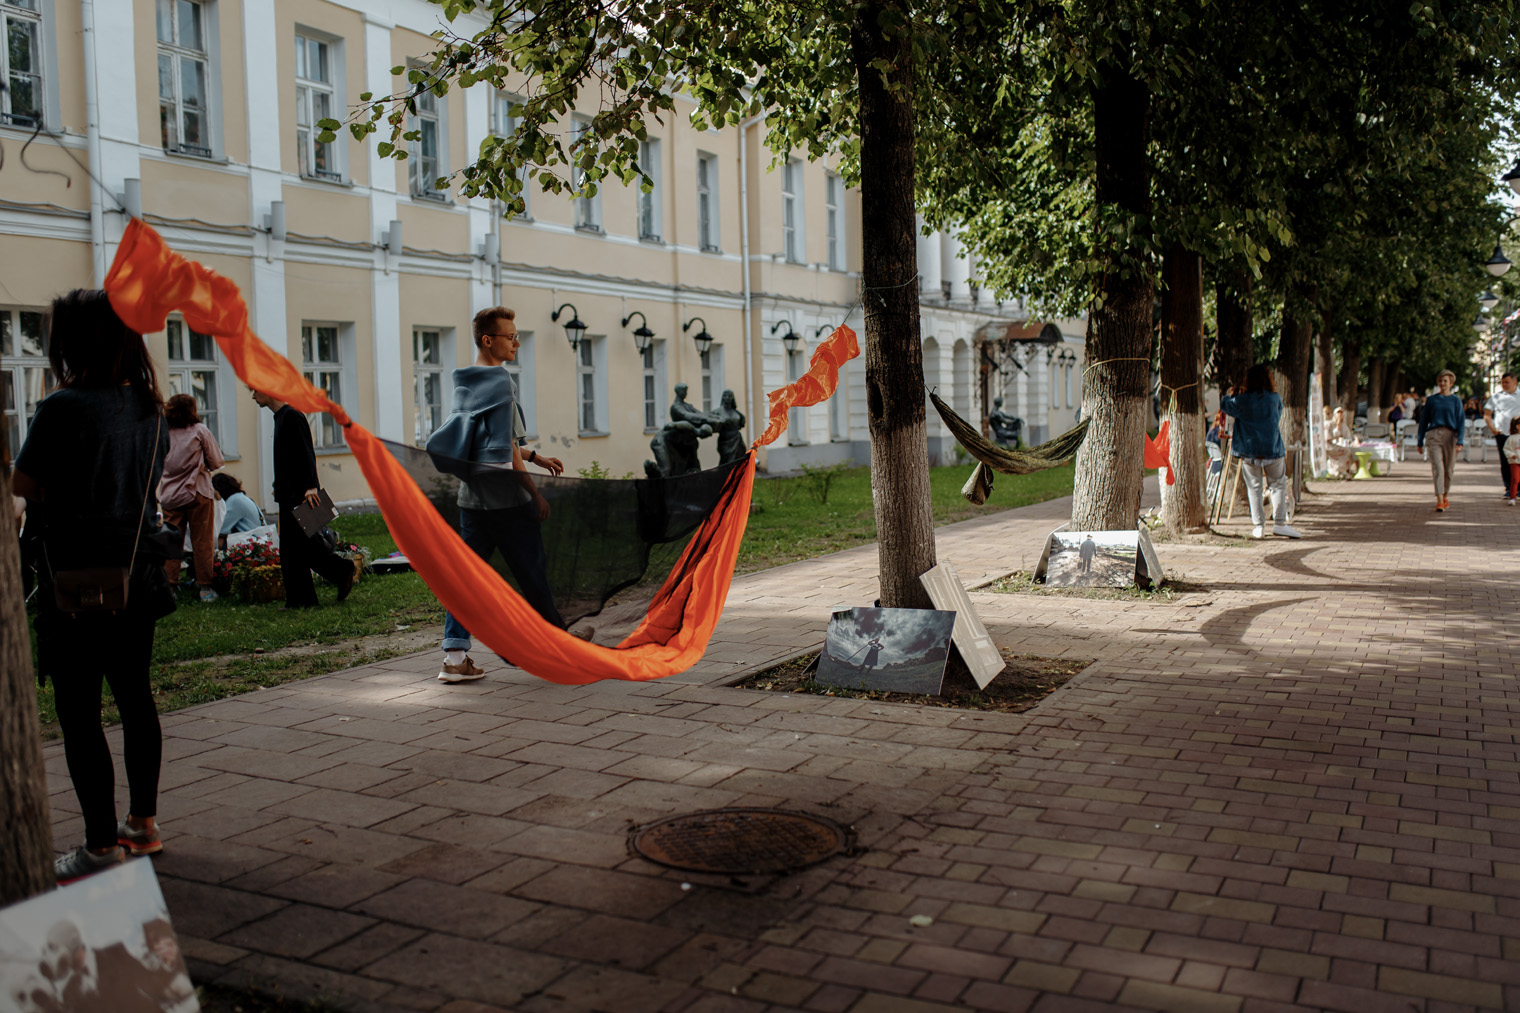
left=629, top=807, right=855, bottom=875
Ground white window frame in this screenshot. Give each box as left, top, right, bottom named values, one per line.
left=1, top=306, right=49, bottom=457
left=576, top=335, right=607, bottom=435
left=637, top=137, right=662, bottom=242
left=782, top=159, right=803, bottom=263
left=156, top=0, right=214, bottom=157
left=495, top=91, right=531, bottom=219
left=696, top=151, right=720, bottom=252
left=164, top=316, right=227, bottom=446
left=508, top=330, right=536, bottom=436
left=825, top=173, right=844, bottom=271
left=295, top=31, right=342, bottom=182
left=301, top=322, right=349, bottom=450
left=642, top=340, right=668, bottom=432
left=830, top=359, right=847, bottom=441
left=412, top=326, right=451, bottom=446
left=1, top=0, right=44, bottom=128
left=1049, top=361, right=1058, bottom=408
left=408, top=71, right=447, bottom=201
left=1065, top=357, right=1073, bottom=408
left=572, top=114, right=602, bottom=231
left=699, top=347, right=713, bottom=414
left=787, top=347, right=808, bottom=444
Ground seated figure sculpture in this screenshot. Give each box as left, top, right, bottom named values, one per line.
left=712, top=389, right=747, bottom=465
left=645, top=420, right=713, bottom=479
left=989, top=396, right=1023, bottom=448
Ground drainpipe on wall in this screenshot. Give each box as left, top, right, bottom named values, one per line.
left=81, top=0, right=106, bottom=285
left=737, top=112, right=766, bottom=448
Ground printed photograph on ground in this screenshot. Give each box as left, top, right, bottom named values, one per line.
left=816, top=606, right=956, bottom=694
left=1043, top=530, right=1140, bottom=587
left=0, top=861, right=197, bottom=1013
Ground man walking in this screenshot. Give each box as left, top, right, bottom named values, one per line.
left=250, top=389, right=355, bottom=608
left=1485, top=373, right=1520, bottom=496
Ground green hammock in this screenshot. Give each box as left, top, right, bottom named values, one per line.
left=929, top=391, right=1089, bottom=504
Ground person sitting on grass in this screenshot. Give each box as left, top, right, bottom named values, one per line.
left=212, top=472, right=264, bottom=548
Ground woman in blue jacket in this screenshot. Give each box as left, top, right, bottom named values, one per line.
left=1221, top=364, right=1302, bottom=540
left=1416, top=369, right=1464, bottom=511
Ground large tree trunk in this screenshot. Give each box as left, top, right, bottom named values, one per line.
left=851, top=2, right=934, bottom=609
left=1072, top=51, right=1152, bottom=532
left=1, top=431, right=53, bottom=903
left=1159, top=245, right=1207, bottom=534
left=1212, top=267, right=1254, bottom=391
left=1339, top=337, right=1361, bottom=413
left=1275, top=291, right=1314, bottom=456
left=1317, top=308, right=1336, bottom=412
left=1367, top=356, right=1385, bottom=422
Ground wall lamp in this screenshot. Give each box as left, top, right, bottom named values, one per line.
left=622, top=310, right=655, bottom=355
left=812, top=324, right=833, bottom=341
left=552, top=302, right=588, bottom=352
left=1486, top=243, right=1512, bottom=278
left=772, top=320, right=800, bottom=354
left=683, top=316, right=714, bottom=355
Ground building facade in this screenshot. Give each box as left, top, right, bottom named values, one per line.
left=0, top=0, right=1083, bottom=509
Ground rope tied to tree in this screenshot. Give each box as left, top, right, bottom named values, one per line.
left=1156, top=381, right=1199, bottom=416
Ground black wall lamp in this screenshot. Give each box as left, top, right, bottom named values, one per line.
left=551, top=302, right=588, bottom=352
left=622, top=310, right=655, bottom=354
left=683, top=316, right=714, bottom=355
left=772, top=320, right=800, bottom=354
left=812, top=324, right=833, bottom=340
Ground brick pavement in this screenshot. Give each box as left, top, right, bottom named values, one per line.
left=44, top=459, right=1520, bottom=1011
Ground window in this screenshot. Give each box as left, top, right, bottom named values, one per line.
left=782, top=159, right=802, bottom=263
left=1, top=307, right=49, bottom=456
left=637, top=138, right=661, bottom=241
left=165, top=318, right=220, bottom=440
left=301, top=323, right=344, bottom=449
left=157, top=0, right=211, bottom=156
left=413, top=328, right=444, bottom=445
left=825, top=173, right=844, bottom=270
left=787, top=347, right=807, bottom=443
left=1049, top=361, right=1058, bottom=408
left=408, top=83, right=442, bottom=198
left=572, top=114, right=601, bottom=230
left=1065, top=357, right=1073, bottom=408
left=576, top=337, right=603, bottom=433
left=295, top=33, right=338, bottom=180
left=699, top=348, right=713, bottom=413
left=642, top=345, right=658, bottom=430
left=495, top=92, right=531, bottom=218
left=2, top=0, right=42, bottom=127
left=508, top=330, right=534, bottom=434
left=830, top=361, right=847, bottom=440
left=696, top=152, right=719, bottom=251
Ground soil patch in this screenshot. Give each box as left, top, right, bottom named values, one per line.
left=735, top=648, right=1092, bottom=713
left=985, top=571, right=1209, bottom=601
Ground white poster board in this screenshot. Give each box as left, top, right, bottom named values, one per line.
left=919, top=561, right=1005, bottom=689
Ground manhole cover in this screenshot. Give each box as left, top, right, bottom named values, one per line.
left=629, top=807, right=854, bottom=875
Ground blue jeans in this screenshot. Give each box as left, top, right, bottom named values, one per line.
left=441, top=503, right=565, bottom=651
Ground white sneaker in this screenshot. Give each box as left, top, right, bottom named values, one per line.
left=1273, top=524, right=1303, bottom=539
left=438, top=656, right=486, bottom=683
left=1251, top=526, right=1265, bottom=539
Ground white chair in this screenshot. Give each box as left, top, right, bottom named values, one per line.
left=1466, top=421, right=1489, bottom=463
left=1205, top=442, right=1224, bottom=507
left=1362, top=421, right=1391, bottom=440
left=1395, top=420, right=1418, bottom=462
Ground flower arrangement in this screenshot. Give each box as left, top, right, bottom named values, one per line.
left=333, top=539, right=374, bottom=573
left=213, top=538, right=281, bottom=598
left=230, top=564, right=284, bottom=603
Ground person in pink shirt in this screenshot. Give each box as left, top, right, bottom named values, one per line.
left=158, top=393, right=225, bottom=601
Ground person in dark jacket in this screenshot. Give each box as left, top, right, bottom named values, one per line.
left=1221, top=364, right=1302, bottom=540
left=249, top=389, right=354, bottom=608
left=1417, top=369, right=1465, bottom=512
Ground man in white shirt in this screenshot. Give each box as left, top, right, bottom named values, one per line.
left=1484, top=373, right=1520, bottom=495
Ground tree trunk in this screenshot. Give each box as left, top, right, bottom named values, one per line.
left=1212, top=267, right=1254, bottom=391
left=1367, top=356, right=1385, bottom=422
left=1072, top=50, right=1153, bottom=532
left=0, top=429, right=53, bottom=904
left=1275, top=292, right=1314, bottom=455
left=1159, top=245, right=1207, bottom=534
left=1317, top=309, right=1336, bottom=412
left=851, top=2, right=934, bottom=609
left=1339, top=337, right=1361, bottom=413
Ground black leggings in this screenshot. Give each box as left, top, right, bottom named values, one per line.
left=51, top=616, right=160, bottom=850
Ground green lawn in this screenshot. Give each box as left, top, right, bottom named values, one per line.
left=32, top=462, right=1074, bottom=729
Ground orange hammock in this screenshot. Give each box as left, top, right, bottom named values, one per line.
left=105, top=219, right=858, bottom=685
left=1144, top=420, right=1175, bottom=485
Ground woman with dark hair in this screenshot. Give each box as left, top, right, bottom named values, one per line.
left=1221, top=364, right=1302, bottom=540
left=212, top=471, right=264, bottom=545
left=159, top=393, right=225, bottom=601
left=11, top=289, right=176, bottom=883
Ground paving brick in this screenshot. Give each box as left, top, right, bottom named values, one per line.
left=219, top=903, right=376, bottom=959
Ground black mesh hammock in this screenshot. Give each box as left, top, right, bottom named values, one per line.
left=928, top=391, right=1089, bottom=503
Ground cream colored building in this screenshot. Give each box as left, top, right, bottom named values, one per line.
left=0, top=0, right=1082, bottom=509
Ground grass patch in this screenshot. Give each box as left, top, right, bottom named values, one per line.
left=739, top=462, right=1074, bottom=573
left=735, top=648, right=1091, bottom=713
left=985, top=571, right=1208, bottom=600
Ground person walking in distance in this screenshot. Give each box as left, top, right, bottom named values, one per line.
left=249, top=389, right=355, bottom=608
left=1417, top=369, right=1465, bottom=512
left=1484, top=373, right=1520, bottom=497
left=1221, top=364, right=1302, bottom=540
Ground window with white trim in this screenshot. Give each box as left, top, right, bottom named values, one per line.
left=830, top=360, right=847, bottom=440
left=782, top=159, right=802, bottom=263
left=787, top=347, right=807, bottom=444
left=637, top=138, right=662, bottom=241
left=577, top=336, right=604, bottom=433
left=301, top=323, right=345, bottom=449
left=508, top=330, right=534, bottom=434
left=408, top=84, right=442, bottom=199
left=642, top=344, right=658, bottom=430
left=825, top=173, right=844, bottom=271
left=1065, top=358, right=1073, bottom=408
left=1, top=307, right=49, bottom=456
left=165, top=317, right=220, bottom=442
left=572, top=115, right=601, bottom=230
left=696, top=152, right=719, bottom=252
left=412, top=327, right=445, bottom=445
left=295, top=33, right=339, bottom=181
left=157, top=0, right=212, bottom=156
left=1049, top=361, right=1058, bottom=408
left=699, top=348, right=713, bottom=413
left=495, top=91, right=531, bottom=218
left=2, top=0, right=43, bottom=127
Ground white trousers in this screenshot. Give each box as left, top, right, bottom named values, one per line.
left=1240, top=456, right=1287, bottom=526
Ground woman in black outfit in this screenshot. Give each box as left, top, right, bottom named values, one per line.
left=12, top=290, right=176, bottom=883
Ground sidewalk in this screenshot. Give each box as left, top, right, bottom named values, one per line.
left=45, top=459, right=1520, bottom=1012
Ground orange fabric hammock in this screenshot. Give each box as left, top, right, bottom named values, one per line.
left=105, top=219, right=858, bottom=684
left=1144, top=420, right=1176, bottom=485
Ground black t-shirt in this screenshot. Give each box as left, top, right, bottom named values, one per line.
left=15, top=385, right=166, bottom=571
